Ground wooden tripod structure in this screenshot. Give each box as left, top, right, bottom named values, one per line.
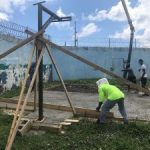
left=3, top=2, right=75, bottom=150
left=0, top=2, right=149, bottom=150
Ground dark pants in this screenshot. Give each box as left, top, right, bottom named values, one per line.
left=127, top=76, right=136, bottom=91
left=141, top=77, right=147, bottom=88
left=99, top=98, right=128, bottom=123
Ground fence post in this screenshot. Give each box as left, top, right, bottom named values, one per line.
left=109, top=38, right=111, bottom=48
left=135, top=38, right=136, bottom=48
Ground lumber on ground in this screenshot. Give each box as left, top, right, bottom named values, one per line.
left=0, top=98, right=114, bottom=118
left=60, top=122, right=72, bottom=126
left=1, top=99, right=149, bottom=123
left=64, top=119, right=79, bottom=123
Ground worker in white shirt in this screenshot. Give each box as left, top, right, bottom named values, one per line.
left=138, top=59, right=147, bottom=88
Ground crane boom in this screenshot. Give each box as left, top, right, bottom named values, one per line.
left=121, top=0, right=134, bottom=31
left=121, top=0, right=135, bottom=78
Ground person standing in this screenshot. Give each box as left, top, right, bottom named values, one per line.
left=28, top=62, right=36, bottom=91
left=96, top=78, right=128, bottom=124
left=138, top=59, right=147, bottom=88
left=122, top=64, right=136, bottom=91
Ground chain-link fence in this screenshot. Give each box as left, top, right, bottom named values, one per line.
left=0, top=19, right=51, bottom=41
left=52, top=37, right=150, bottom=48
left=0, top=19, right=149, bottom=48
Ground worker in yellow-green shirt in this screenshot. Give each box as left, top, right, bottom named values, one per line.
left=96, top=78, right=128, bottom=124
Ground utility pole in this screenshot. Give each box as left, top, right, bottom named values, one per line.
left=74, top=21, right=78, bottom=47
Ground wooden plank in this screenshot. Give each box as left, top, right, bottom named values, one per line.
left=26, top=29, right=150, bottom=95
left=1, top=99, right=149, bottom=123
left=5, top=48, right=45, bottom=150
left=0, top=98, right=114, bottom=119
left=49, top=42, right=150, bottom=95
left=0, top=30, right=43, bottom=59
left=40, top=37, right=150, bottom=95
left=64, top=119, right=79, bottom=123
left=60, top=122, right=72, bottom=126
left=0, top=102, right=34, bottom=112
left=43, top=103, right=114, bottom=118
left=46, top=44, right=76, bottom=115
left=7, top=46, right=35, bottom=146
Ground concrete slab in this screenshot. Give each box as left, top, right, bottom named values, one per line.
left=40, top=91, right=150, bottom=121
left=1, top=90, right=150, bottom=121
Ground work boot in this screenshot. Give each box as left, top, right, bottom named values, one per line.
left=96, top=118, right=100, bottom=124
left=124, top=121, right=129, bottom=125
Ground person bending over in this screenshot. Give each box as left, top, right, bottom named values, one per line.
left=96, top=78, right=128, bottom=124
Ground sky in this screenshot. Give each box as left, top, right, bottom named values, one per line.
left=0, top=0, right=150, bottom=47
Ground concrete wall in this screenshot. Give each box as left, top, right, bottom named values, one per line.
left=51, top=46, right=150, bottom=80
left=0, top=39, right=150, bottom=91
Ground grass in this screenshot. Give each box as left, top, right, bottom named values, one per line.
left=44, top=78, right=121, bottom=89
left=0, top=87, right=21, bottom=98
left=0, top=113, right=150, bottom=150
left=0, top=78, right=149, bottom=98
left=0, top=112, right=13, bottom=150
left=43, top=79, right=95, bottom=88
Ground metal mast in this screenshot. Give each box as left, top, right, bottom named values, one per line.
left=121, top=0, right=135, bottom=78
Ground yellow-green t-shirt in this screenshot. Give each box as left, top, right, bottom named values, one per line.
left=98, top=84, right=124, bottom=102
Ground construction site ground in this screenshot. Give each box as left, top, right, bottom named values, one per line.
left=1, top=89, right=150, bottom=124
left=37, top=90, right=150, bottom=121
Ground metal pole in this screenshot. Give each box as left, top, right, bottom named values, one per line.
left=109, top=38, right=110, bottom=48
left=37, top=4, right=44, bottom=120
left=74, top=21, right=77, bottom=47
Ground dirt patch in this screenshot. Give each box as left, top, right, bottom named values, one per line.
left=47, top=84, right=97, bottom=93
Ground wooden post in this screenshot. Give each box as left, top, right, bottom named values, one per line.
left=0, top=30, right=43, bottom=59
left=6, top=46, right=35, bottom=147
left=45, top=44, right=76, bottom=115
left=5, top=48, right=45, bottom=150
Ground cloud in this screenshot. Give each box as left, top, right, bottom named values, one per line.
left=57, top=7, right=75, bottom=18
left=87, top=0, right=150, bottom=47
left=77, top=23, right=99, bottom=38
left=0, top=12, right=9, bottom=21
left=109, top=0, right=150, bottom=47
left=51, top=7, right=75, bottom=30
left=87, top=1, right=130, bottom=22
left=0, top=0, right=57, bottom=20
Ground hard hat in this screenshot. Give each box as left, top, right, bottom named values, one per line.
left=96, top=78, right=109, bottom=86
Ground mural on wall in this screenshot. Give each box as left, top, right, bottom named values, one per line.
left=0, top=63, right=53, bottom=93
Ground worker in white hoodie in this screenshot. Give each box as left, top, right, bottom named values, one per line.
left=96, top=78, right=128, bottom=124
